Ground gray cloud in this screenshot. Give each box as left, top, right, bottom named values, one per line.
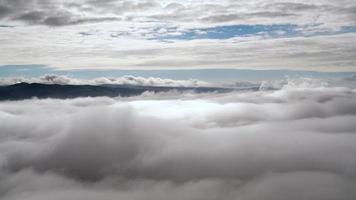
left=12, top=10, right=120, bottom=26
left=0, top=0, right=122, bottom=26
left=267, top=2, right=318, bottom=11
left=0, top=0, right=154, bottom=26
left=200, top=11, right=297, bottom=23
left=0, top=5, right=10, bottom=19
left=15, top=11, right=44, bottom=23
left=0, top=80, right=355, bottom=199
left=0, top=0, right=355, bottom=28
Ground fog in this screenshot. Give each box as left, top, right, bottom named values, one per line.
left=0, top=80, right=355, bottom=200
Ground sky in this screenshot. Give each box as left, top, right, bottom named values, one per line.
left=0, top=0, right=356, bottom=79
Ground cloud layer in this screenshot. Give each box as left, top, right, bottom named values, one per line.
left=1, top=0, right=356, bottom=71
left=1, top=0, right=355, bottom=29
left=0, top=80, right=355, bottom=199
left=0, top=74, right=211, bottom=87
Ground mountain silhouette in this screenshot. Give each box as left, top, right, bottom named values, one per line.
left=0, top=82, right=240, bottom=101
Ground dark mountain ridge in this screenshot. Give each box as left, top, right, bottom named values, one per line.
left=0, top=82, right=243, bottom=101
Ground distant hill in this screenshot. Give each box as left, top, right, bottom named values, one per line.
left=0, top=83, right=241, bottom=101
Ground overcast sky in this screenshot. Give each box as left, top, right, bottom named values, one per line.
left=0, top=0, right=356, bottom=73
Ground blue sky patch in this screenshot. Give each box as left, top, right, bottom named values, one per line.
left=151, top=24, right=356, bottom=41
left=157, top=24, right=299, bottom=40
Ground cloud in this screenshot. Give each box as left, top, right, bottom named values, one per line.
left=0, top=74, right=211, bottom=87
left=1, top=0, right=356, bottom=71
left=0, top=80, right=355, bottom=199
left=0, top=0, right=355, bottom=30
left=0, top=0, right=151, bottom=26
left=1, top=29, right=355, bottom=71
left=0, top=4, right=11, bottom=19
left=13, top=10, right=120, bottom=26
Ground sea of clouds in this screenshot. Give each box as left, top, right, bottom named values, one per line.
left=0, top=78, right=355, bottom=200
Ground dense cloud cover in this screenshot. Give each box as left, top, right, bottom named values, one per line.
left=0, top=0, right=355, bottom=28
left=0, top=79, right=355, bottom=199
left=1, top=1, right=356, bottom=71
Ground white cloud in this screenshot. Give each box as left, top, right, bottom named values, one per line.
left=1, top=25, right=355, bottom=71
left=0, top=80, right=355, bottom=199
left=0, top=74, right=211, bottom=87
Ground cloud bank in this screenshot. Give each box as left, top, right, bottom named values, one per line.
left=0, top=74, right=211, bottom=87
left=0, top=80, right=355, bottom=199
